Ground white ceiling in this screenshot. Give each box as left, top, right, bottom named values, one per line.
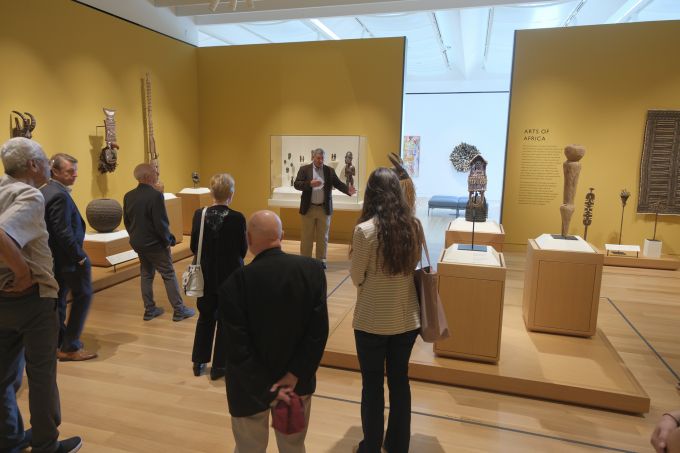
left=79, top=0, right=680, bottom=91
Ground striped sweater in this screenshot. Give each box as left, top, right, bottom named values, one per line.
left=350, top=218, right=420, bottom=335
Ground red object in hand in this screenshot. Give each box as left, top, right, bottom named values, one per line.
left=272, top=393, right=306, bottom=435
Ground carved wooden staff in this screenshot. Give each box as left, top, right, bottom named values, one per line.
left=559, top=145, right=585, bottom=238
left=145, top=73, right=163, bottom=191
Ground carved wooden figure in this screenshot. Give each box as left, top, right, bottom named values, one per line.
left=559, top=145, right=585, bottom=238
left=465, top=154, right=488, bottom=222
left=9, top=111, right=36, bottom=139
left=98, top=108, right=118, bottom=174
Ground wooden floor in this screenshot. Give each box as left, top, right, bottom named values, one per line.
left=15, top=207, right=680, bottom=452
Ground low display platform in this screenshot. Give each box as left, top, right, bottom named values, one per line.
left=322, top=301, right=650, bottom=414
left=89, top=238, right=193, bottom=293
left=83, top=230, right=132, bottom=267
left=603, top=253, right=680, bottom=270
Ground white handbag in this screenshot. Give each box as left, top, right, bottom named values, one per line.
left=182, top=207, right=207, bottom=297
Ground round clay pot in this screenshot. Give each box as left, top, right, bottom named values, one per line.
left=564, top=145, right=586, bottom=162
left=86, top=198, right=122, bottom=233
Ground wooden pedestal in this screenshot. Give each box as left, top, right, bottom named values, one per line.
left=522, top=238, right=604, bottom=337
left=176, top=190, right=212, bottom=235
left=83, top=231, right=132, bottom=267
left=445, top=219, right=505, bottom=251
left=164, top=195, right=183, bottom=244
left=435, top=249, right=506, bottom=363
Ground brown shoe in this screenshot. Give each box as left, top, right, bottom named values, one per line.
left=58, top=349, right=98, bottom=362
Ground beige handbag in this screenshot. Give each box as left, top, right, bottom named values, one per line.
left=182, top=207, right=206, bottom=297
left=414, top=232, right=450, bottom=343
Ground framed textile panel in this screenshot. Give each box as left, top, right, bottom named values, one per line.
left=638, top=110, right=680, bottom=215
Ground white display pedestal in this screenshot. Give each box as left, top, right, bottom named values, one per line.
left=435, top=245, right=506, bottom=363
left=444, top=218, right=505, bottom=251
left=523, top=234, right=603, bottom=337
left=83, top=230, right=132, bottom=267
left=176, top=188, right=212, bottom=234
left=643, top=239, right=662, bottom=258
left=164, top=193, right=183, bottom=244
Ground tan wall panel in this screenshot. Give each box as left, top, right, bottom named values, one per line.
left=503, top=21, right=680, bottom=254
left=0, top=0, right=200, bottom=231
left=196, top=39, right=406, bottom=230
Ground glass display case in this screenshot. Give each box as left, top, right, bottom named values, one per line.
left=268, top=135, right=366, bottom=210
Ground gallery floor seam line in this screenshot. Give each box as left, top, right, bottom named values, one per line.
left=327, top=273, right=351, bottom=298
left=605, top=296, right=680, bottom=382
left=313, top=394, right=634, bottom=452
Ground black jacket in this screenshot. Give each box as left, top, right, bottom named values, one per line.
left=219, top=247, right=329, bottom=417
left=294, top=163, right=351, bottom=215
left=123, top=183, right=175, bottom=252
left=190, top=205, right=247, bottom=296
left=40, top=180, right=87, bottom=272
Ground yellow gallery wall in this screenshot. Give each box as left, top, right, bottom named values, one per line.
left=502, top=20, right=680, bottom=254
left=0, top=0, right=199, bottom=226
left=196, top=39, right=405, bottom=238
left=1, top=2, right=405, bottom=238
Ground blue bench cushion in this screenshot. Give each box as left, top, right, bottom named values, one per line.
left=428, top=196, right=467, bottom=208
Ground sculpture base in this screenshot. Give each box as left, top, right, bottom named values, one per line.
left=458, top=244, right=488, bottom=252
left=550, top=234, right=578, bottom=240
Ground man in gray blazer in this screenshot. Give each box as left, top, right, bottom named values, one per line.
left=294, top=148, right=355, bottom=268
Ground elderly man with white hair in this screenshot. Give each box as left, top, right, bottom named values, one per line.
left=123, top=163, right=195, bottom=322
left=0, top=137, right=82, bottom=452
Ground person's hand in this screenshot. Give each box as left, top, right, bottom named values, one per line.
left=7, top=268, right=32, bottom=292
left=651, top=413, right=680, bottom=452
left=271, top=372, right=298, bottom=404
left=78, top=258, right=87, bottom=266
left=348, top=186, right=356, bottom=196
left=310, top=179, right=322, bottom=188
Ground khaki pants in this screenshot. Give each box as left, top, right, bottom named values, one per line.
left=231, top=395, right=312, bottom=453
left=300, top=205, right=331, bottom=260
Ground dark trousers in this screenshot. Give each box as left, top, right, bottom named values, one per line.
left=138, top=247, right=184, bottom=311
left=354, top=329, right=418, bottom=453
left=191, top=293, right=226, bottom=367
left=0, top=293, right=61, bottom=453
left=55, top=260, right=93, bottom=352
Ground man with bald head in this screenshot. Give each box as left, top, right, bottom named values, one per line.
left=220, top=210, right=329, bottom=452
left=123, top=163, right=194, bottom=321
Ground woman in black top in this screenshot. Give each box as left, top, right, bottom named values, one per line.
left=190, top=173, right=247, bottom=380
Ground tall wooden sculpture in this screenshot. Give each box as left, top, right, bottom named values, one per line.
left=557, top=145, right=585, bottom=239
left=145, top=73, right=163, bottom=192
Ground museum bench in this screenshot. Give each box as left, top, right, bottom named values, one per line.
left=427, top=195, right=468, bottom=216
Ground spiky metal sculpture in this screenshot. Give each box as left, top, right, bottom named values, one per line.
left=449, top=142, right=480, bottom=172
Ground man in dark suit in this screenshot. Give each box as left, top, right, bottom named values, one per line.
left=123, top=163, right=194, bottom=322
left=220, top=210, right=329, bottom=452
left=41, top=153, right=96, bottom=362
left=294, top=148, right=355, bottom=268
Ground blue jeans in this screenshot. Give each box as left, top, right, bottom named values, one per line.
left=354, top=329, right=418, bottom=453
left=0, top=292, right=60, bottom=453
left=56, top=259, right=93, bottom=352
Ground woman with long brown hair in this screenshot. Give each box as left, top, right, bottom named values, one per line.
left=350, top=167, right=422, bottom=453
